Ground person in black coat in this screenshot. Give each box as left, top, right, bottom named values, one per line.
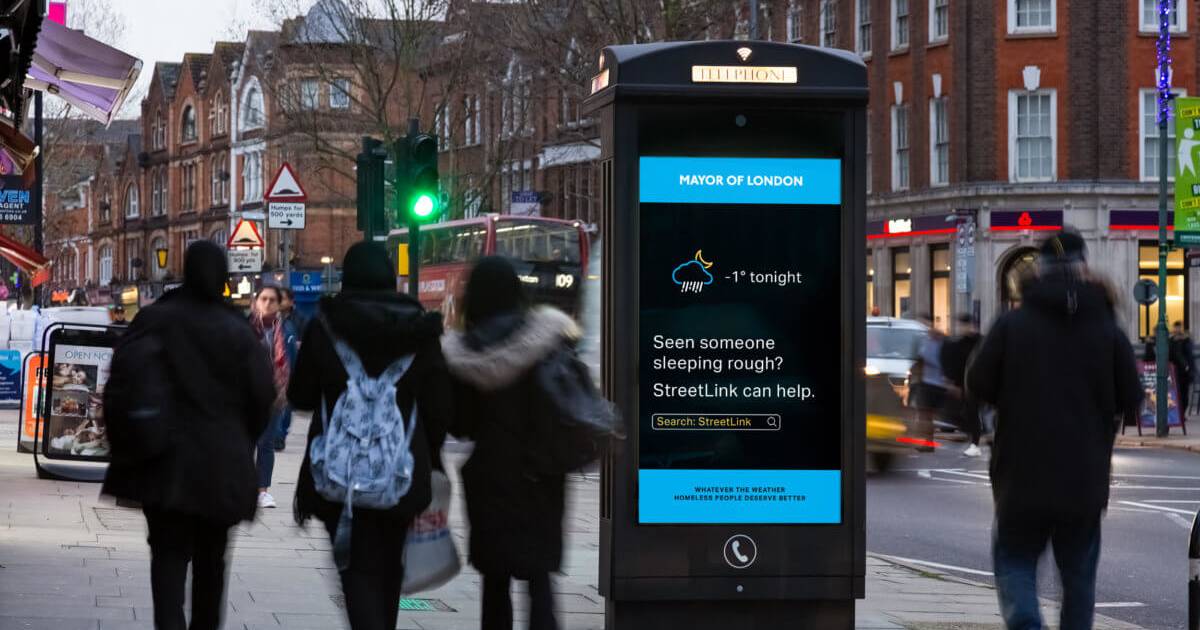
left=102, top=241, right=275, bottom=630
left=940, top=313, right=983, bottom=455
left=287, top=241, right=451, bottom=630
left=967, top=230, right=1142, bottom=630
left=441, top=256, right=577, bottom=630
left=1171, top=321, right=1195, bottom=417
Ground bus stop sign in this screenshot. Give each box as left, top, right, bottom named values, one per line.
left=585, top=41, right=867, bottom=629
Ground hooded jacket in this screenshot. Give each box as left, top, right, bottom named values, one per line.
left=287, top=291, right=451, bottom=527
left=442, top=306, right=579, bottom=577
left=968, top=266, right=1142, bottom=520
left=102, top=286, right=275, bottom=524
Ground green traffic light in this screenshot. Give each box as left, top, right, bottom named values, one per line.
left=412, top=193, right=436, bottom=218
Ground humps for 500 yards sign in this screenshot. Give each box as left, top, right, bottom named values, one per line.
left=267, top=163, right=307, bottom=230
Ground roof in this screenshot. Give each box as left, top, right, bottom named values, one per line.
left=45, top=118, right=139, bottom=146
left=212, top=41, right=245, bottom=73
left=155, top=62, right=182, bottom=100
left=184, top=53, right=213, bottom=90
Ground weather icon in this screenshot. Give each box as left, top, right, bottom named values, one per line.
left=672, top=250, right=715, bottom=294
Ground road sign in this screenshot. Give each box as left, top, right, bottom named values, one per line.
left=265, top=162, right=307, bottom=202
left=1134, top=278, right=1159, bottom=305
left=268, top=202, right=306, bottom=230
left=228, top=219, right=264, bottom=248
left=227, top=248, right=263, bottom=273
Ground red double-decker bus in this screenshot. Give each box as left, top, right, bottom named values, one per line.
left=388, top=214, right=589, bottom=326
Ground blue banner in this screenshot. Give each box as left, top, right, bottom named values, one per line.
left=0, top=349, right=22, bottom=406
left=639, top=157, right=842, bottom=205
left=638, top=469, right=841, bottom=524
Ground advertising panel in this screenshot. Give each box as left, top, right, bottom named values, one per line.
left=1176, top=97, right=1200, bottom=247
left=42, top=342, right=114, bottom=460
left=19, top=353, right=43, bottom=447
left=637, top=156, right=842, bottom=524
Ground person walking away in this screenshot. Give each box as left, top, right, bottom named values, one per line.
left=1170, top=321, right=1194, bottom=419
left=249, top=286, right=297, bottom=508
left=968, top=230, right=1141, bottom=630
left=288, top=241, right=451, bottom=630
left=273, top=288, right=303, bottom=451
left=102, top=241, right=275, bottom=630
left=912, top=315, right=947, bottom=451
left=941, top=313, right=984, bottom=456
left=442, top=256, right=581, bottom=630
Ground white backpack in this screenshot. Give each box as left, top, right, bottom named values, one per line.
left=310, top=317, right=418, bottom=512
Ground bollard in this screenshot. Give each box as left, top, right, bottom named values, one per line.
left=1190, top=508, right=1200, bottom=629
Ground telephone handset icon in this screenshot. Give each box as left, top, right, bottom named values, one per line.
left=731, top=541, right=750, bottom=564
left=723, top=534, right=757, bottom=569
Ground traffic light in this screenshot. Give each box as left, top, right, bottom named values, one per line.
left=356, top=136, right=388, bottom=238
left=405, top=132, right=439, bottom=223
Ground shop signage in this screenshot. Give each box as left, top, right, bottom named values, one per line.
left=0, top=176, right=33, bottom=225
left=41, top=333, right=115, bottom=462
left=18, top=353, right=44, bottom=449
left=690, top=65, right=798, bottom=84
left=887, top=218, right=912, bottom=234
left=866, top=215, right=955, bottom=240
left=290, top=271, right=324, bottom=293
left=1175, top=97, right=1200, bottom=247
left=510, top=191, right=541, bottom=217
left=1111, top=210, right=1175, bottom=230
left=990, top=210, right=1063, bottom=232
left=1138, top=361, right=1183, bottom=428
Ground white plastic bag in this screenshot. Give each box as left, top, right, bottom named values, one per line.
left=401, top=470, right=461, bottom=594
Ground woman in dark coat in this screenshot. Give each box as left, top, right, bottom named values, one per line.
left=442, top=256, right=578, bottom=630
left=103, top=241, right=275, bottom=630
left=287, top=241, right=451, bottom=630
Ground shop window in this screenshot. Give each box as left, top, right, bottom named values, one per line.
left=893, top=248, right=912, bottom=318
left=930, top=245, right=951, bottom=333
left=1139, top=242, right=1187, bottom=339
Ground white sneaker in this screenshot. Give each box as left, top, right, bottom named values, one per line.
left=258, top=491, right=277, bottom=509
left=963, top=444, right=982, bottom=457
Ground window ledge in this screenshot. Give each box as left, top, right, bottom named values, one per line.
left=1005, top=30, right=1058, bottom=40
left=927, top=39, right=949, bottom=49
left=889, top=46, right=910, bottom=57
left=859, top=51, right=873, bottom=61
left=1138, top=30, right=1189, bottom=38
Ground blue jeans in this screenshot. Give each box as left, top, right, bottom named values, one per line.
left=993, top=512, right=1102, bottom=630
left=256, top=409, right=286, bottom=489
left=276, top=406, right=293, bottom=444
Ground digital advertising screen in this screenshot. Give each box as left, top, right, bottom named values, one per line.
left=638, top=155, right=843, bottom=525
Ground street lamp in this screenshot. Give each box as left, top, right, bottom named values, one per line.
left=320, top=255, right=335, bottom=293
left=155, top=248, right=167, bottom=270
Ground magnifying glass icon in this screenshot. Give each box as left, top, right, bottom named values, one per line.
left=767, top=416, right=779, bottom=429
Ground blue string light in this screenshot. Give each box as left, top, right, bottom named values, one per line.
left=1158, top=0, right=1173, bottom=124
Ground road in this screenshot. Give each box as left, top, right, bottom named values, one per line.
left=868, top=444, right=1199, bottom=629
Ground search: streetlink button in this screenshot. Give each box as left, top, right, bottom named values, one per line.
left=651, top=413, right=781, bottom=431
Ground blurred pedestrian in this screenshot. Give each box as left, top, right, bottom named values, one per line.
left=110, top=305, right=128, bottom=326
left=442, top=256, right=580, bottom=630
left=1171, top=321, right=1194, bottom=417
left=968, top=229, right=1141, bottom=630
left=249, top=286, right=298, bottom=508
left=273, top=287, right=304, bottom=451
left=912, top=314, right=947, bottom=451
left=102, top=241, right=274, bottom=630
left=941, top=313, right=983, bottom=456
left=288, top=241, right=450, bottom=630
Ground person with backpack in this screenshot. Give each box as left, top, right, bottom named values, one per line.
left=288, top=241, right=451, bottom=630
left=249, top=286, right=299, bottom=508
left=442, top=256, right=587, bottom=630
left=102, top=241, right=275, bottom=630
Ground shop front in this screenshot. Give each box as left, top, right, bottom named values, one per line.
left=866, top=215, right=956, bottom=331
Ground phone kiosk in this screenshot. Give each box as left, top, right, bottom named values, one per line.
left=584, top=42, right=867, bottom=628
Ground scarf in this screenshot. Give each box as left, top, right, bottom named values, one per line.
left=252, top=313, right=291, bottom=408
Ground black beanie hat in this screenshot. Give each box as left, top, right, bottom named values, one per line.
left=1039, top=228, right=1087, bottom=263
left=341, top=241, right=395, bottom=292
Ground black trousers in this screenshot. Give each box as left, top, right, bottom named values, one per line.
left=482, top=572, right=557, bottom=630
left=143, top=508, right=231, bottom=630
left=323, top=511, right=409, bottom=630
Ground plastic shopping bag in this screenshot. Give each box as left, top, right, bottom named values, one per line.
left=401, top=471, right=461, bottom=594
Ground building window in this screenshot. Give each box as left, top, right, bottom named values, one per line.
left=153, top=111, right=165, bottom=149
left=786, top=0, right=804, bottom=42
left=892, top=248, right=912, bottom=318
left=930, top=97, right=950, bottom=186
left=1008, top=0, right=1055, bottom=34
left=437, top=102, right=451, bottom=150
left=892, top=0, right=909, bottom=50
left=820, top=0, right=837, bottom=47
left=127, top=238, right=141, bottom=280
left=1141, top=0, right=1185, bottom=33
left=210, top=228, right=227, bottom=248
left=330, top=78, right=350, bottom=109
left=930, top=0, right=949, bottom=42
left=300, top=78, right=319, bottom=110
left=866, top=111, right=873, bottom=194
left=125, top=185, right=138, bottom=218
left=1139, top=242, right=1187, bottom=338
left=182, top=163, right=196, bottom=211
left=1009, top=90, right=1056, bottom=182
left=152, top=168, right=166, bottom=216
left=242, top=152, right=263, bottom=202
left=1141, top=88, right=1184, bottom=182
left=242, top=82, right=265, bottom=129
left=464, top=95, right=480, bottom=145
left=99, top=245, right=113, bottom=286
left=892, top=103, right=910, bottom=191
left=100, top=192, right=111, bottom=223
left=930, top=245, right=951, bottom=333
left=181, top=105, right=196, bottom=142
left=857, top=0, right=872, bottom=54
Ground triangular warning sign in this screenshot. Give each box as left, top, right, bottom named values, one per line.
left=265, top=162, right=307, bottom=202
left=228, top=219, right=264, bottom=248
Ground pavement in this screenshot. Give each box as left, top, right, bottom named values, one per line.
left=0, top=410, right=1145, bottom=630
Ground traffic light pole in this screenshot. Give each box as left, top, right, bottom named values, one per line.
left=408, top=218, right=420, bottom=298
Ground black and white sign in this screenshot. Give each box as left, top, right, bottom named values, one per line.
left=268, top=202, right=306, bottom=229
left=228, top=248, right=263, bottom=273
left=722, top=534, right=757, bottom=569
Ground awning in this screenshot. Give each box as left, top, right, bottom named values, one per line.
left=537, top=142, right=600, bottom=169
left=24, top=18, right=141, bottom=125
left=0, top=230, right=48, bottom=286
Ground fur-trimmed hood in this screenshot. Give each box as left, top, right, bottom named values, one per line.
left=442, top=306, right=580, bottom=391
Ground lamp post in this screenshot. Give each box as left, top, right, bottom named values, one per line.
left=155, top=247, right=168, bottom=271
left=1156, top=0, right=1173, bottom=437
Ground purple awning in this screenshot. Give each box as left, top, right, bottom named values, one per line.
left=24, top=19, right=141, bottom=125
